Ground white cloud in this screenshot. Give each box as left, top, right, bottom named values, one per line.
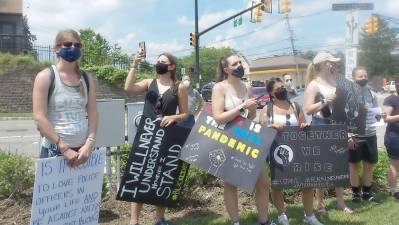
left=177, top=16, right=194, bottom=26
left=324, top=36, right=345, bottom=46
left=146, top=39, right=187, bottom=62
left=199, top=9, right=237, bottom=30
left=117, top=33, right=136, bottom=52
left=385, top=0, right=399, bottom=16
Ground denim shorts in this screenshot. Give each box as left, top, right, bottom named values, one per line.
left=311, top=116, right=332, bottom=125
left=39, top=143, right=62, bottom=158
left=385, top=131, right=399, bottom=160
left=177, top=114, right=195, bottom=129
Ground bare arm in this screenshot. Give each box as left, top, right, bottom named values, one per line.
left=124, top=52, right=151, bottom=95
left=383, top=105, right=399, bottom=123
left=303, top=82, right=328, bottom=115
left=246, top=85, right=256, bottom=120
left=259, top=106, right=267, bottom=125
left=85, top=73, right=98, bottom=147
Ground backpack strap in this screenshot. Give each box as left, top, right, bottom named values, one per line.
left=47, top=66, right=90, bottom=103
left=266, top=101, right=273, bottom=124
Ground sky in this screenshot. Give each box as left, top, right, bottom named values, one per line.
left=23, top=0, right=399, bottom=62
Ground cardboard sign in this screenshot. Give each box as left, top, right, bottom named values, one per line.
left=30, top=149, right=106, bottom=225
left=332, top=76, right=366, bottom=134
left=180, top=104, right=277, bottom=193
left=270, top=125, right=350, bottom=189
left=117, top=116, right=191, bottom=207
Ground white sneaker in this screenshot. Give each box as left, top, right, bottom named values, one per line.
left=303, top=214, right=323, bottom=225
left=277, top=213, right=289, bottom=225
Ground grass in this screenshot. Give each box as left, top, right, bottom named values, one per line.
left=170, top=192, right=399, bottom=225
left=0, top=112, right=32, bottom=118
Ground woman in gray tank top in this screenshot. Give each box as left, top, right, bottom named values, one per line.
left=32, top=29, right=98, bottom=167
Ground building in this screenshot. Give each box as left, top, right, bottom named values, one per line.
left=247, top=55, right=311, bottom=89
left=0, top=0, right=24, bottom=53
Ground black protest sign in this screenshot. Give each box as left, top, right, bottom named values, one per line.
left=332, top=76, right=366, bottom=135
left=117, top=116, right=191, bottom=207
left=270, top=125, right=350, bottom=189
left=180, top=104, right=277, bottom=193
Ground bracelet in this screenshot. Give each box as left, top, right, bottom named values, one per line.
left=87, top=137, right=95, bottom=143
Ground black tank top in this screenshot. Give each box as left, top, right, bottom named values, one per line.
left=143, top=79, right=179, bottom=118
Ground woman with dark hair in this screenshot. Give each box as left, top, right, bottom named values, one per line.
left=259, top=78, right=323, bottom=225
left=304, top=52, right=353, bottom=214
left=212, top=53, right=275, bottom=225
left=124, top=50, right=189, bottom=225
left=382, top=74, right=399, bottom=200
left=33, top=29, right=98, bottom=166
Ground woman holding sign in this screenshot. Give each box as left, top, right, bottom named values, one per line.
left=303, top=52, right=353, bottom=214
left=33, top=29, right=98, bottom=166
left=212, top=53, right=275, bottom=225
left=259, top=78, right=323, bottom=225
left=382, top=74, right=399, bottom=200
left=124, top=50, right=189, bottom=225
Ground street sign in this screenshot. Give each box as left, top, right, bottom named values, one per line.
left=332, top=3, right=374, bottom=11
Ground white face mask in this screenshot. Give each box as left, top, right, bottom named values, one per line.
left=183, top=80, right=190, bottom=87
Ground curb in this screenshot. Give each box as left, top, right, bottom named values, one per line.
left=0, top=117, right=33, bottom=121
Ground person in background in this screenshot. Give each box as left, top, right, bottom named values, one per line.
left=124, top=49, right=189, bottom=225
left=348, top=67, right=379, bottom=203
left=33, top=29, right=98, bottom=166
left=178, top=75, right=204, bottom=128
left=283, top=73, right=297, bottom=99
left=303, top=52, right=353, bottom=214
left=382, top=74, right=399, bottom=200
left=212, top=53, right=275, bottom=225
left=259, top=78, right=323, bottom=225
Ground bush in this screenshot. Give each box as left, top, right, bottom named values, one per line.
left=0, top=53, right=49, bottom=75
left=373, top=150, right=390, bottom=190
left=0, top=151, right=34, bottom=198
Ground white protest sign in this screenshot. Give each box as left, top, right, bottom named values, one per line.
left=30, top=149, right=106, bottom=225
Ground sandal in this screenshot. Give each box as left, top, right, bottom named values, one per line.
left=339, top=207, right=354, bottom=214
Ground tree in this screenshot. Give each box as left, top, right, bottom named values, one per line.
left=22, top=15, right=36, bottom=51
left=79, top=28, right=111, bottom=66
left=179, top=47, right=236, bottom=85
left=300, top=50, right=316, bottom=61
left=138, top=60, right=153, bottom=73
left=359, top=17, right=399, bottom=77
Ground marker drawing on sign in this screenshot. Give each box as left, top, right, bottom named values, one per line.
left=207, top=148, right=226, bottom=175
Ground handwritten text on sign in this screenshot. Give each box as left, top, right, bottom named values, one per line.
left=30, top=149, right=105, bottom=225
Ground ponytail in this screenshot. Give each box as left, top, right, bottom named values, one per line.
left=305, top=63, right=318, bottom=85
left=216, top=53, right=236, bottom=83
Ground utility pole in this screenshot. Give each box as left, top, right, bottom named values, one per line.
left=332, top=3, right=374, bottom=80
left=284, top=14, right=300, bottom=84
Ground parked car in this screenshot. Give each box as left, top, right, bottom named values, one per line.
left=201, top=82, right=215, bottom=102
left=387, top=81, right=396, bottom=92
left=252, top=86, right=270, bottom=108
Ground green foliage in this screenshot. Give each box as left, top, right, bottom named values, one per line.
left=22, top=15, right=37, bottom=50
left=0, top=53, right=50, bottom=75
left=185, top=166, right=218, bottom=189
left=359, top=17, right=399, bottom=77
left=0, top=151, right=34, bottom=199
left=179, top=47, right=236, bottom=85
left=373, top=150, right=390, bottom=190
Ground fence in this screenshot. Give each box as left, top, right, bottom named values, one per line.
left=0, top=36, right=133, bottom=70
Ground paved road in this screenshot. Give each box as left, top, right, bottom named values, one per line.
left=0, top=93, right=390, bottom=157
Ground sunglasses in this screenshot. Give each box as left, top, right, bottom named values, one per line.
left=60, top=42, right=82, bottom=48
left=285, top=79, right=293, bottom=82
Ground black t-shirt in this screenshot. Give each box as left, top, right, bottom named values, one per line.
left=383, top=95, right=399, bottom=133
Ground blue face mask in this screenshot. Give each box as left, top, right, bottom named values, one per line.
left=59, top=47, right=81, bottom=62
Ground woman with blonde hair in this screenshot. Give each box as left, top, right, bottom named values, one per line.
left=303, top=52, right=353, bottom=214
left=33, top=29, right=98, bottom=166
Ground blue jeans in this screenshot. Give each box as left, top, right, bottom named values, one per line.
left=40, top=143, right=62, bottom=158
left=311, top=116, right=332, bottom=125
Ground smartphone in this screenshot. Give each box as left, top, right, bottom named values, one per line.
left=255, top=94, right=265, bottom=100
left=139, top=41, right=146, bottom=58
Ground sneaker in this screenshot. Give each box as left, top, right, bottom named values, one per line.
left=352, top=192, right=362, bottom=203
left=154, top=218, right=171, bottom=225
left=265, top=220, right=277, bottom=225
left=303, top=214, right=324, bottom=225
left=277, top=213, right=289, bottom=225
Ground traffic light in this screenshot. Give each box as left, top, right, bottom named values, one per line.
left=252, top=6, right=262, bottom=23
left=261, top=0, right=272, bottom=13
left=364, top=16, right=379, bottom=34
left=279, top=0, right=292, bottom=14
left=190, top=32, right=197, bottom=47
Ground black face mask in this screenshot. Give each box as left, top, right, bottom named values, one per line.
left=274, top=88, right=288, bottom=100
left=231, top=66, right=244, bottom=78
left=356, top=79, right=369, bottom=87
left=155, top=63, right=169, bottom=75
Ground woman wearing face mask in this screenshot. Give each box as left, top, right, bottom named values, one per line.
left=348, top=67, right=380, bottom=203
left=33, top=29, right=98, bottom=167
left=259, top=78, right=323, bottom=225
left=212, top=53, right=275, bottom=225
left=177, top=75, right=203, bottom=128
left=124, top=50, right=189, bottom=225
left=303, top=52, right=353, bottom=214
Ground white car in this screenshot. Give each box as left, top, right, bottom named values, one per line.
left=387, top=81, right=396, bottom=92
